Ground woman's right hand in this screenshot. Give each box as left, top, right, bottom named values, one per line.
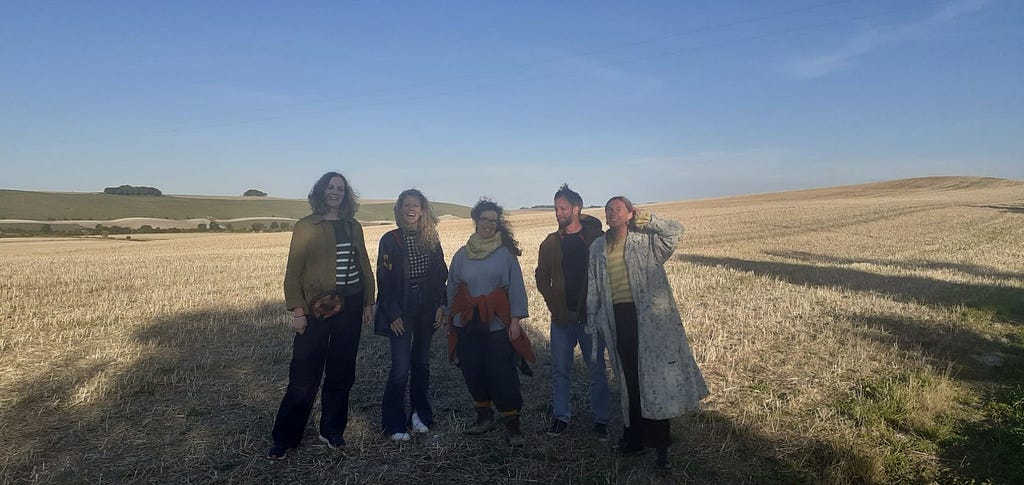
left=507, top=317, right=522, bottom=341
left=291, top=314, right=308, bottom=334
left=390, top=317, right=405, bottom=336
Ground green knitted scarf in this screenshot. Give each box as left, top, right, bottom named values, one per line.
left=465, top=232, right=503, bottom=260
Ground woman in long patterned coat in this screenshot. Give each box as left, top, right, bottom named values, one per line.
left=586, top=196, right=708, bottom=472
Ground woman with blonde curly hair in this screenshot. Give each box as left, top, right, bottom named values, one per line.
left=375, top=189, right=449, bottom=441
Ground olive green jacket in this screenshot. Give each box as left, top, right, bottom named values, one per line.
left=284, top=213, right=375, bottom=313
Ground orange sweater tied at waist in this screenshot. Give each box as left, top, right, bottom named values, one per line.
left=447, top=284, right=535, bottom=365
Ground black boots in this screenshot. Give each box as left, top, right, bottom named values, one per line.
left=614, top=437, right=647, bottom=457
left=504, top=413, right=524, bottom=446
left=655, top=446, right=672, bottom=473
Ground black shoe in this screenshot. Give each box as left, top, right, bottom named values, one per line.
left=319, top=434, right=346, bottom=449
left=592, top=422, right=609, bottom=442
left=504, top=414, right=525, bottom=447
left=655, top=447, right=672, bottom=473
left=266, top=442, right=289, bottom=460
left=547, top=419, right=569, bottom=436
left=614, top=438, right=646, bottom=457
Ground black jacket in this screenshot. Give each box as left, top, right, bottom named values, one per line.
left=373, top=228, right=448, bottom=337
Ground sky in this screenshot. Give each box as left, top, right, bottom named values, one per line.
left=1, top=0, right=1021, bottom=208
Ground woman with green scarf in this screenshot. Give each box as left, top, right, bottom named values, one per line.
left=446, top=199, right=529, bottom=446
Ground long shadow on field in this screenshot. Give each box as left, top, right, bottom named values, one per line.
left=1, top=302, right=307, bottom=483
left=766, top=250, right=1024, bottom=282
left=0, top=353, right=118, bottom=482
left=846, top=312, right=1024, bottom=383
left=675, top=410, right=882, bottom=484
left=975, top=204, right=1024, bottom=214
left=680, top=254, right=1024, bottom=322
left=3, top=303, right=578, bottom=483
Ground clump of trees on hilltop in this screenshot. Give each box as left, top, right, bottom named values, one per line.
left=104, top=185, right=162, bottom=196
left=243, top=189, right=267, bottom=197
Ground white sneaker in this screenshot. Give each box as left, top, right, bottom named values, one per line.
left=410, top=412, right=429, bottom=434
left=389, top=432, right=411, bottom=442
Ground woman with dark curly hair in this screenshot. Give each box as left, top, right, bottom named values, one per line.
left=446, top=199, right=530, bottom=446
left=374, top=188, right=449, bottom=442
left=267, top=171, right=375, bottom=460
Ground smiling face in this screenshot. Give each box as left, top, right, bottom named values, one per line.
left=475, top=210, right=499, bottom=239
left=400, top=194, right=423, bottom=226
left=605, top=198, right=634, bottom=230
left=323, top=176, right=346, bottom=213
left=554, top=196, right=579, bottom=229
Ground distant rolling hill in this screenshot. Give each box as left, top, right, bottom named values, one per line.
left=662, top=176, right=1024, bottom=209
left=0, top=190, right=470, bottom=222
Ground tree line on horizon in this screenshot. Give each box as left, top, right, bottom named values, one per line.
left=102, top=185, right=269, bottom=197
left=1, top=220, right=292, bottom=237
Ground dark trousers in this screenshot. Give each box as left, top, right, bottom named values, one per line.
left=614, top=302, right=671, bottom=449
left=271, top=292, right=363, bottom=447
left=381, top=287, right=436, bottom=434
left=456, top=325, right=522, bottom=413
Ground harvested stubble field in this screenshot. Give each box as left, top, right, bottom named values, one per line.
left=2, top=176, right=1023, bottom=484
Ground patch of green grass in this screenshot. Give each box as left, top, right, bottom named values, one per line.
left=839, top=371, right=960, bottom=442
left=830, top=370, right=964, bottom=482
left=943, top=386, right=1024, bottom=484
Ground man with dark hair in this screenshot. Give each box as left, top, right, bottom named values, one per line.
left=535, top=183, right=610, bottom=439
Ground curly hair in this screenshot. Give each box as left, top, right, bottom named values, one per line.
left=471, top=198, right=521, bottom=257
left=308, top=172, right=359, bottom=218
left=394, top=188, right=440, bottom=250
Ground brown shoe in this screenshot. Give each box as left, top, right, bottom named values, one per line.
left=464, top=406, right=496, bottom=435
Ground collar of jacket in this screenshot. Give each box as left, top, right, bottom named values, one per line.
left=557, top=213, right=602, bottom=237
left=308, top=213, right=353, bottom=225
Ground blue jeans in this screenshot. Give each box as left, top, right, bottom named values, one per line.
left=381, top=287, right=436, bottom=434
left=550, top=311, right=610, bottom=424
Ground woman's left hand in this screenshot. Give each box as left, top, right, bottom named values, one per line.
left=433, top=306, right=446, bottom=329
left=507, top=318, right=522, bottom=341
left=362, top=305, right=373, bottom=325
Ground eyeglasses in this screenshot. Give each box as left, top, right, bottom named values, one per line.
left=477, top=217, right=498, bottom=225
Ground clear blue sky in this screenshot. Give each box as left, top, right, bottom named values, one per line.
left=2, top=0, right=1021, bottom=208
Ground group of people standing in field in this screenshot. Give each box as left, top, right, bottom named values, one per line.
left=266, top=171, right=709, bottom=473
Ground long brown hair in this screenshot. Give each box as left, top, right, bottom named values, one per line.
left=308, top=171, right=359, bottom=218
left=471, top=199, right=521, bottom=257
left=604, top=195, right=637, bottom=245
left=394, top=188, right=440, bottom=250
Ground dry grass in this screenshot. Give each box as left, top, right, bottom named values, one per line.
left=2, top=177, right=1023, bottom=484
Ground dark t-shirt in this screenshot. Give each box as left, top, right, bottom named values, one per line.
left=560, top=230, right=588, bottom=312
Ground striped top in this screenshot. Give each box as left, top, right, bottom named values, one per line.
left=606, top=238, right=633, bottom=304
left=333, top=221, right=363, bottom=296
